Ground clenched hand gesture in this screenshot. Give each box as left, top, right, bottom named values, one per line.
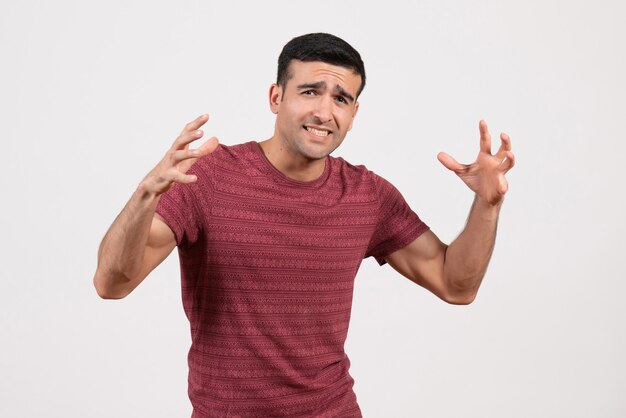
left=143, top=114, right=219, bottom=196
left=437, top=120, right=515, bottom=206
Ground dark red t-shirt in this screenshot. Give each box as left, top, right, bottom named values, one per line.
left=155, top=142, right=428, bottom=417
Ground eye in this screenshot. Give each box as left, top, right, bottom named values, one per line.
left=335, top=96, right=347, bottom=104
left=303, top=90, right=317, bottom=96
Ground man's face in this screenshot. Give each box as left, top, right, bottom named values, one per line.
left=269, top=60, right=361, bottom=161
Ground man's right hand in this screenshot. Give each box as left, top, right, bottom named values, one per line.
left=142, top=114, right=220, bottom=196
left=93, top=114, right=219, bottom=299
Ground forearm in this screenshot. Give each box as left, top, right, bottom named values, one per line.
left=443, top=195, right=502, bottom=302
left=93, top=181, right=160, bottom=297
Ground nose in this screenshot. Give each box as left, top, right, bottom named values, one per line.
left=313, top=94, right=333, bottom=124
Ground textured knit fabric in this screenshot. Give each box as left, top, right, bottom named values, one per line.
left=155, top=142, right=429, bottom=418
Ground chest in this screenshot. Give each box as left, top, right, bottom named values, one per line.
left=201, top=172, right=379, bottom=273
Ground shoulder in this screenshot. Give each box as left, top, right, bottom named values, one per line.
left=330, top=155, right=377, bottom=183
left=325, top=156, right=400, bottom=207
left=330, top=155, right=394, bottom=193
left=190, top=141, right=257, bottom=173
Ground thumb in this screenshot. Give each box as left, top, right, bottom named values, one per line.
left=198, top=136, right=220, bottom=155
left=178, top=138, right=220, bottom=173
left=437, top=152, right=464, bottom=173
left=200, top=137, right=220, bottom=154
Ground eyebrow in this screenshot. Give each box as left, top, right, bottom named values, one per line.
left=296, top=81, right=355, bottom=103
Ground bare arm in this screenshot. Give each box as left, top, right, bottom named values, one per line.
left=385, top=120, right=515, bottom=304
left=93, top=114, right=219, bottom=299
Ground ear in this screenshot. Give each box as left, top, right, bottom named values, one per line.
left=269, top=83, right=282, bottom=114
left=347, top=101, right=360, bottom=131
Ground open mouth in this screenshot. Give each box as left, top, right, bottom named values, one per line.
left=304, top=126, right=331, bottom=137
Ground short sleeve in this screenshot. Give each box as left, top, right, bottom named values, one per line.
left=154, top=163, right=208, bottom=248
left=365, top=175, right=429, bottom=265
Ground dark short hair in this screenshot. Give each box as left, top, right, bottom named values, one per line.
left=277, top=33, right=366, bottom=98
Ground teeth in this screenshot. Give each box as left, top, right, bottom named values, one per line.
left=306, top=127, right=329, bottom=137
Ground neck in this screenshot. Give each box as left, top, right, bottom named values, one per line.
left=258, top=137, right=326, bottom=182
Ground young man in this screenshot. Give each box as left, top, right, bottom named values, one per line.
left=94, top=33, right=514, bottom=417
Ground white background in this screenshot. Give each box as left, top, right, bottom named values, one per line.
left=1, top=1, right=625, bottom=417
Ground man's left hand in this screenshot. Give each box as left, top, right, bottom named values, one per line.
left=437, top=120, right=515, bottom=206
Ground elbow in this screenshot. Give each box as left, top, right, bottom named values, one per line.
left=93, top=270, right=131, bottom=300
left=444, top=291, right=477, bottom=305
left=440, top=271, right=482, bottom=305
left=441, top=282, right=479, bottom=305
left=95, top=289, right=128, bottom=300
